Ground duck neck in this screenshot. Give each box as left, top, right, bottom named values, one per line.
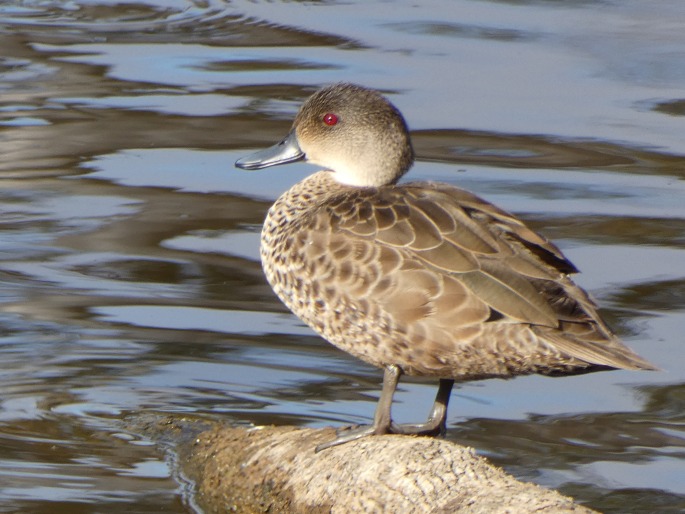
left=268, top=171, right=350, bottom=222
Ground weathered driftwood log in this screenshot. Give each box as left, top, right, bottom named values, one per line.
left=137, top=416, right=598, bottom=514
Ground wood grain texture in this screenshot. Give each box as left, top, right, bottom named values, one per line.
left=173, top=423, right=599, bottom=514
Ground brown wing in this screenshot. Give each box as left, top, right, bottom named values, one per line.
left=301, top=181, right=655, bottom=372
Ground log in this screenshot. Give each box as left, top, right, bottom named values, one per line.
left=132, top=415, right=598, bottom=513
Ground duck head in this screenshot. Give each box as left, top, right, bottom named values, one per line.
left=235, top=83, right=415, bottom=187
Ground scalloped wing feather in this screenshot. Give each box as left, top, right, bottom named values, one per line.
left=270, top=175, right=654, bottom=374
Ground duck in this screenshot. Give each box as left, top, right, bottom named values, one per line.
left=235, top=82, right=657, bottom=452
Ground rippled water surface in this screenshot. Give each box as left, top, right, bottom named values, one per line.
left=1, top=1, right=684, bottom=512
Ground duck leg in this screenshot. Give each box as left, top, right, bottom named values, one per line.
left=315, top=367, right=455, bottom=452
left=315, top=364, right=401, bottom=452
left=390, top=378, right=454, bottom=436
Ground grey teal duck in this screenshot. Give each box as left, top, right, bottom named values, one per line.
left=236, top=83, right=657, bottom=451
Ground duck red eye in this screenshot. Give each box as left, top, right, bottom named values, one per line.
left=323, top=113, right=338, bottom=126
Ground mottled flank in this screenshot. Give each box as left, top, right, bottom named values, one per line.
left=236, top=83, right=656, bottom=449
left=261, top=172, right=653, bottom=378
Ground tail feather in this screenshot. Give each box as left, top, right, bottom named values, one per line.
left=533, top=326, right=658, bottom=371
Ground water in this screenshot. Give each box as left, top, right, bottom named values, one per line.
left=0, top=0, right=684, bottom=512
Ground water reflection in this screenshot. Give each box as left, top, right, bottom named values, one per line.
left=0, top=0, right=684, bottom=512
